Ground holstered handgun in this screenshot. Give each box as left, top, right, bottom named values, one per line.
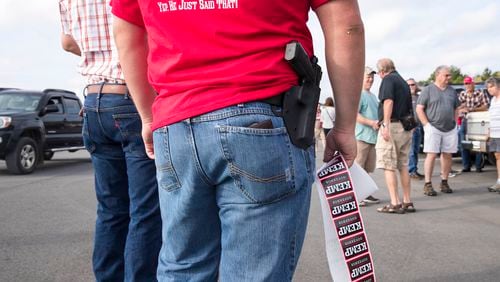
left=281, top=41, right=322, bottom=149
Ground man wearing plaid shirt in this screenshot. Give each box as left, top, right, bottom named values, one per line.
left=59, top=1, right=161, bottom=281
left=458, top=76, right=489, bottom=173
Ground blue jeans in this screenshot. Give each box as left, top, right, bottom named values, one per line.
left=459, top=121, right=482, bottom=170
left=408, top=125, right=423, bottom=173
left=153, top=102, right=314, bottom=281
left=83, top=93, right=162, bottom=282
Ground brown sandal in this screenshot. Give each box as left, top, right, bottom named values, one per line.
left=377, top=204, right=405, bottom=214
left=402, top=202, right=416, bottom=213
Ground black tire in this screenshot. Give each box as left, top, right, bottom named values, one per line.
left=43, top=151, right=54, bottom=160
left=5, top=137, right=39, bottom=174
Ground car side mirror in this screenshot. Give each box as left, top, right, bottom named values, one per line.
left=42, top=104, right=60, bottom=115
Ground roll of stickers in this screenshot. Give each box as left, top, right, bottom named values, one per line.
left=316, top=153, right=378, bottom=282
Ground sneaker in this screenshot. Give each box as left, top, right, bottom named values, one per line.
left=461, top=168, right=471, bottom=173
left=448, top=172, right=456, bottom=178
left=488, top=183, right=500, bottom=192
left=423, top=183, right=437, bottom=196
left=415, top=171, right=425, bottom=178
left=363, top=195, right=380, bottom=204
left=410, top=172, right=424, bottom=180
left=440, top=182, right=453, bottom=193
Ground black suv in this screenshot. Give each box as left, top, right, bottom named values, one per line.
left=0, top=88, right=84, bottom=174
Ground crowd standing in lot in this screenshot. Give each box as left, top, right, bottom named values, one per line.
left=59, top=0, right=161, bottom=280
left=112, top=0, right=364, bottom=281
left=457, top=76, right=490, bottom=173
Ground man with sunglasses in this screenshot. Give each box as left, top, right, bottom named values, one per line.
left=407, top=78, right=425, bottom=180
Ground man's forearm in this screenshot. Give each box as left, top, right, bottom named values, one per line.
left=356, top=113, right=375, bottom=126
left=316, top=1, right=364, bottom=133
left=416, top=105, right=428, bottom=125
left=113, top=18, right=156, bottom=124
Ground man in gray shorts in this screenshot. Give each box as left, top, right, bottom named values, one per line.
left=416, top=65, right=460, bottom=196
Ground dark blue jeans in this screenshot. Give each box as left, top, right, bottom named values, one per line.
left=459, top=120, right=482, bottom=170
left=408, top=125, right=423, bottom=173
left=83, top=93, right=161, bottom=281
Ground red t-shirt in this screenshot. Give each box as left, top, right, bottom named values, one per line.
left=112, top=0, right=329, bottom=130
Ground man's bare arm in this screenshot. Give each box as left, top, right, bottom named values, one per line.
left=356, top=113, right=378, bottom=129
left=113, top=17, right=157, bottom=158
left=316, top=0, right=365, bottom=165
left=416, top=104, right=428, bottom=125
left=61, top=34, right=81, bottom=56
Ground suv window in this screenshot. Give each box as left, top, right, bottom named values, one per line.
left=47, top=97, right=64, bottom=114
left=65, top=98, right=81, bottom=115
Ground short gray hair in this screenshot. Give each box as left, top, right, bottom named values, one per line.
left=376, top=58, right=395, bottom=73
left=485, top=77, right=500, bottom=88
left=434, top=65, right=450, bottom=76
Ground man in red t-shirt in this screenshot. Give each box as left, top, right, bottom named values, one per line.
left=112, top=0, right=364, bottom=280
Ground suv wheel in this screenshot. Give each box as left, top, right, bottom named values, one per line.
left=6, top=137, right=39, bottom=174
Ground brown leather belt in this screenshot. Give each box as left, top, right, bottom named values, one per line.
left=87, top=84, right=128, bottom=95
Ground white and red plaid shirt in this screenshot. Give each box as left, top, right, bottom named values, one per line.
left=59, top=0, right=124, bottom=85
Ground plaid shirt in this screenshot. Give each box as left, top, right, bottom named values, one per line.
left=458, top=89, right=489, bottom=111
left=59, top=0, right=124, bottom=84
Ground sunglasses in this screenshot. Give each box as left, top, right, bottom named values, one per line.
left=408, top=84, right=416, bottom=86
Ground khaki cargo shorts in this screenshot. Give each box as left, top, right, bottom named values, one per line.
left=375, top=122, right=412, bottom=170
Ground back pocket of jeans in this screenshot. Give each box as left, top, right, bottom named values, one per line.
left=218, top=124, right=296, bottom=204
left=153, top=128, right=181, bottom=192
left=112, top=113, right=149, bottom=158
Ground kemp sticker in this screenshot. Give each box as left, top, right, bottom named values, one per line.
left=347, top=253, right=373, bottom=280
left=334, top=212, right=364, bottom=239
left=341, top=233, right=368, bottom=260
left=317, top=156, right=347, bottom=178
left=328, top=192, right=358, bottom=218
left=320, top=172, right=352, bottom=197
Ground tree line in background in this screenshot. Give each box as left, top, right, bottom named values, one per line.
left=419, top=66, right=500, bottom=86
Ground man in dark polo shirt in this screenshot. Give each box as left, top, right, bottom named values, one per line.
left=375, top=58, right=415, bottom=214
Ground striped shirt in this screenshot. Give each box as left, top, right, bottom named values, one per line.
left=59, top=0, right=124, bottom=84
left=489, top=97, right=500, bottom=138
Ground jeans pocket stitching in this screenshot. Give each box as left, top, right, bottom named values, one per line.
left=156, top=127, right=182, bottom=192
left=218, top=126, right=296, bottom=204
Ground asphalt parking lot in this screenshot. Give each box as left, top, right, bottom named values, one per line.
left=1, top=150, right=499, bottom=281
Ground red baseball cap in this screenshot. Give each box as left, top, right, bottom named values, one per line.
left=463, top=76, right=473, bottom=84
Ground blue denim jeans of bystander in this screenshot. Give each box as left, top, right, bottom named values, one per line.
left=83, top=93, right=162, bottom=282
left=408, top=125, right=423, bottom=173
left=153, top=102, right=314, bottom=281
left=459, top=121, right=482, bottom=170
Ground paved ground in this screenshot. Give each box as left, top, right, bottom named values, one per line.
left=1, top=149, right=499, bottom=281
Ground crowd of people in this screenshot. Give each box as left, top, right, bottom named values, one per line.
left=316, top=61, right=500, bottom=214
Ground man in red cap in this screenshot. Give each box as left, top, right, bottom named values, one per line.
left=458, top=76, right=489, bottom=172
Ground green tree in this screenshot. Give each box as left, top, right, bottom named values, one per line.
left=480, top=68, right=493, bottom=81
